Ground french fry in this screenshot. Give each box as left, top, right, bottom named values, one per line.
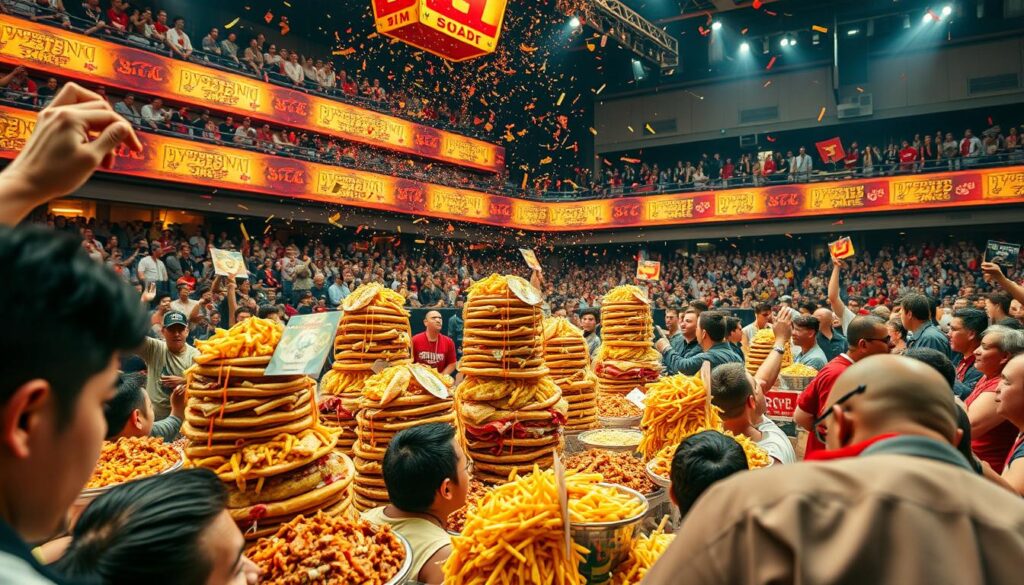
left=638, top=374, right=722, bottom=460
left=611, top=517, right=675, bottom=585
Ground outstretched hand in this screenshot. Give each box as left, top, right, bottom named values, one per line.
left=0, top=83, right=142, bottom=225
left=981, top=261, right=1005, bottom=283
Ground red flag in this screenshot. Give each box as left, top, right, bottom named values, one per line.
left=815, top=137, right=846, bottom=164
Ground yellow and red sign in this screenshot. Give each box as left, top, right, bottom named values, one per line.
left=0, top=15, right=504, bottom=172
left=829, top=237, right=855, bottom=260
left=0, top=106, right=1022, bottom=232
left=372, top=0, right=508, bottom=61
left=636, top=260, right=662, bottom=281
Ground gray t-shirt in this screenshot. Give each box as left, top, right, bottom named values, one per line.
left=757, top=416, right=797, bottom=465
left=793, top=344, right=828, bottom=370
left=138, top=337, right=198, bottom=420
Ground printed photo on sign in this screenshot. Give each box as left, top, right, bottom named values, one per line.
left=265, top=311, right=344, bottom=376
left=209, top=247, right=249, bottom=277
left=828, top=237, right=855, bottom=260
left=636, top=260, right=661, bottom=281
left=986, top=240, right=1021, bottom=271
left=519, top=248, right=542, bottom=272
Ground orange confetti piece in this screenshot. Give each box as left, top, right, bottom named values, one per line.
left=589, top=127, right=598, bottom=136
left=264, top=10, right=273, bottom=23
left=520, top=43, right=538, bottom=53
left=812, top=25, right=829, bottom=33
left=540, top=156, right=553, bottom=164
left=817, top=106, right=826, bottom=122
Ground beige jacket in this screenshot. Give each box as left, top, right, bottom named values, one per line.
left=642, top=438, right=1024, bottom=585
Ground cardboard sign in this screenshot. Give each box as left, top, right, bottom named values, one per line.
left=265, top=311, right=344, bottom=376
left=986, top=240, right=1021, bottom=271
left=636, top=259, right=662, bottom=281
left=828, top=237, right=855, bottom=260
left=625, top=388, right=647, bottom=411
left=553, top=449, right=571, bottom=559
left=209, top=247, right=248, bottom=277
left=519, top=248, right=542, bottom=272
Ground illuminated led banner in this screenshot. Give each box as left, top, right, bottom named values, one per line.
left=0, top=15, right=504, bottom=173
left=372, top=0, right=508, bottom=61
left=0, top=106, right=1021, bottom=232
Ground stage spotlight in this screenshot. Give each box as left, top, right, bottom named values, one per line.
left=569, top=16, right=581, bottom=28
left=780, top=37, right=790, bottom=47
left=922, top=12, right=934, bottom=24
left=739, top=41, right=750, bottom=53
left=846, top=28, right=860, bottom=36
left=941, top=5, right=953, bottom=17
left=788, top=35, right=797, bottom=46
left=711, top=21, right=722, bottom=31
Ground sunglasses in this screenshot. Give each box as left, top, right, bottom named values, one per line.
left=814, top=384, right=867, bottom=444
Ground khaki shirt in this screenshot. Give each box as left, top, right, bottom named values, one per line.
left=643, top=438, right=1024, bottom=585
left=138, top=337, right=198, bottom=420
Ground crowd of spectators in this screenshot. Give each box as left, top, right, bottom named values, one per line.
left=36, top=212, right=1023, bottom=344
left=0, top=0, right=476, bottom=135
left=535, top=124, right=1024, bottom=198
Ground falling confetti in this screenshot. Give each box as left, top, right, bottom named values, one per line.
left=817, top=107, right=826, bottom=122
left=595, top=83, right=606, bottom=94
left=766, top=56, right=777, bottom=70
left=644, top=123, right=656, bottom=134
left=240, top=222, right=249, bottom=241
left=556, top=92, right=565, bottom=106
left=812, top=25, right=829, bottom=33
left=413, top=217, right=427, bottom=224
left=224, top=17, right=240, bottom=29
left=264, top=10, right=273, bottom=23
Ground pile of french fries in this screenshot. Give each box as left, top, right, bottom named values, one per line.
left=611, top=518, right=675, bottom=585
left=194, top=317, right=282, bottom=363
left=444, top=466, right=588, bottom=585
left=638, top=374, right=721, bottom=460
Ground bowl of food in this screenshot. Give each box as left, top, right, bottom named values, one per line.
left=779, top=363, right=819, bottom=390
left=645, top=457, right=672, bottom=489
left=76, top=438, right=184, bottom=509
left=597, top=393, right=643, bottom=428
left=578, top=429, right=643, bottom=452
left=570, top=483, right=649, bottom=583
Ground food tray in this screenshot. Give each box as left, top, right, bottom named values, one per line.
left=577, top=429, right=643, bottom=453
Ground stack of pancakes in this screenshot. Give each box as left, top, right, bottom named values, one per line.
left=319, top=283, right=412, bottom=457
left=594, top=286, right=664, bottom=394
left=456, top=274, right=567, bottom=484
left=183, top=318, right=353, bottom=539
left=745, top=328, right=793, bottom=376
left=350, top=364, right=455, bottom=511
left=542, top=317, right=598, bottom=431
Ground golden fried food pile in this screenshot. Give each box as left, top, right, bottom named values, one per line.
left=781, top=362, right=819, bottom=376
left=86, top=436, right=180, bottom=489
left=542, top=317, right=597, bottom=431
left=638, top=374, right=721, bottom=461
left=248, top=512, right=407, bottom=585
left=611, top=520, right=675, bottom=585
left=183, top=318, right=352, bottom=539
left=597, top=393, right=643, bottom=419
left=351, top=363, right=454, bottom=511
left=594, top=286, right=662, bottom=395
left=321, top=282, right=413, bottom=456
left=445, top=479, right=491, bottom=533
left=455, top=274, right=565, bottom=485
left=746, top=328, right=793, bottom=375
left=564, top=450, right=657, bottom=495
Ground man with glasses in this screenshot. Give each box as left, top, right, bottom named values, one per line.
left=794, top=315, right=891, bottom=456
left=644, top=354, right=1024, bottom=584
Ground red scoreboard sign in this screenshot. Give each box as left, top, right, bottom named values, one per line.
left=372, top=0, right=509, bottom=61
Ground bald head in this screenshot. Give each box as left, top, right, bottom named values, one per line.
left=813, top=308, right=834, bottom=333
left=823, top=354, right=958, bottom=451
left=424, top=310, right=443, bottom=334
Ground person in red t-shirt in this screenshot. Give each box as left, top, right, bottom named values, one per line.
left=107, top=0, right=129, bottom=32
left=964, top=325, right=1022, bottom=473
left=898, top=140, right=918, bottom=172
left=412, top=310, right=457, bottom=376
left=844, top=142, right=860, bottom=171
left=795, top=315, right=891, bottom=455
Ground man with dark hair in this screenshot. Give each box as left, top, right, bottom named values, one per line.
left=104, top=371, right=184, bottom=442
left=710, top=363, right=796, bottom=464
left=657, top=311, right=743, bottom=375
left=668, top=430, right=748, bottom=516
left=645, top=355, right=1024, bottom=584
left=725, top=316, right=744, bottom=361
left=689, top=300, right=710, bottom=313
left=663, top=307, right=685, bottom=353
left=902, top=292, right=951, bottom=358
left=795, top=315, right=892, bottom=456
left=55, top=469, right=259, bottom=584
left=580, top=307, right=601, bottom=358
left=792, top=314, right=827, bottom=370
left=949, top=308, right=987, bottom=396
left=987, top=291, right=1012, bottom=325
left=741, top=302, right=772, bottom=351
left=363, top=423, right=468, bottom=584
left=137, top=310, right=198, bottom=420
left=256, top=304, right=282, bottom=322
left=412, top=310, right=457, bottom=376
left=0, top=226, right=148, bottom=584
left=814, top=308, right=848, bottom=362
left=798, top=300, right=818, bottom=315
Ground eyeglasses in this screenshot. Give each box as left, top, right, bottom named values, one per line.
left=862, top=336, right=894, bottom=347
left=813, top=384, right=867, bottom=444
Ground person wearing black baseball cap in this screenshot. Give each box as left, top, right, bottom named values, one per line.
left=136, top=310, right=198, bottom=420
